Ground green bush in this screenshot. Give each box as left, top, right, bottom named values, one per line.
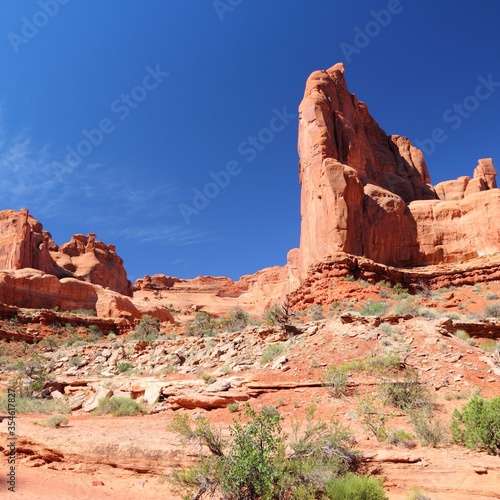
left=201, top=372, right=217, bottom=385
left=93, top=396, right=144, bottom=417
left=69, top=309, right=96, bottom=316
left=324, top=473, right=387, bottom=500
left=221, top=307, right=251, bottom=332
left=227, top=402, right=239, bottom=413
left=451, top=396, right=500, bottom=454
left=116, top=361, right=134, bottom=373
left=261, top=344, right=286, bottom=365
left=133, top=315, right=161, bottom=342
left=64, top=333, right=85, bottom=347
left=68, top=356, right=83, bottom=367
left=220, top=406, right=283, bottom=499
left=359, top=300, right=388, bottom=317
left=185, top=311, right=217, bottom=337
left=169, top=406, right=374, bottom=500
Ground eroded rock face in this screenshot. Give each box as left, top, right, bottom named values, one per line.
left=295, top=63, right=500, bottom=276
left=0, top=269, right=172, bottom=322
left=0, top=209, right=132, bottom=296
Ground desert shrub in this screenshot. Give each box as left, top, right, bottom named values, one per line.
left=221, top=307, right=251, bottom=332
left=39, top=334, right=61, bottom=352
left=87, top=324, right=104, bottom=342
left=0, top=395, right=69, bottom=414
left=168, top=413, right=226, bottom=457
left=442, top=312, right=460, bottom=320
left=93, top=396, right=144, bottom=417
left=227, top=402, right=239, bottom=413
left=344, top=353, right=401, bottom=374
left=386, top=429, right=414, bottom=448
left=41, top=414, right=68, bottom=428
left=356, top=396, right=389, bottom=441
left=69, top=309, right=96, bottom=316
left=324, top=473, right=387, bottom=500
left=201, top=372, right=217, bottom=385
left=407, top=486, right=432, bottom=500
left=185, top=311, right=218, bottom=337
left=378, top=288, right=391, bottom=298
left=264, top=301, right=290, bottom=330
left=485, top=292, right=499, bottom=300
left=381, top=372, right=432, bottom=412
left=454, top=329, right=475, bottom=346
left=378, top=323, right=399, bottom=337
left=392, top=298, right=419, bottom=316
left=480, top=339, right=497, bottom=352
left=392, top=283, right=409, bottom=296
left=68, top=356, right=83, bottom=367
left=309, top=304, right=325, bottom=320
left=170, top=405, right=374, bottom=500
left=64, top=333, right=85, bottom=347
left=220, top=406, right=283, bottom=499
left=133, top=315, right=161, bottom=343
left=260, top=343, right=286, bottom=365
left=451, top=396, right=500, bottom=454
left=410, top=410, right=447, bottom=447
left=322, top=365, right=349, bottom=397
left=107, top=332, right=117, bottom=341
left=116, top=361, right=134, bottom=373
left=9, top=354, right=52, bottom=398
left=359, top=300, right=388, bottom=317
left=484, top=302, right=500, bottom=318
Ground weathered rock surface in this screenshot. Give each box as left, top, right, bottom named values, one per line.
left=294, top=63, right=500, bottom=277
left=134, top=264, right=295, bottom=316
left=0, top=209, right=132, bottom=296
left=0, top=269, right=172, bottom=322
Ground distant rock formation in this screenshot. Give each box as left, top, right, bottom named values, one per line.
left=0, top=209, right=132, bottom=296
left=295, top=63, right=500, bottom=277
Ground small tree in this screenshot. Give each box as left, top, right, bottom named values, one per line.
left=134, top=315, right=161, bottom=342
left=264, top=300, right=290, bottom=331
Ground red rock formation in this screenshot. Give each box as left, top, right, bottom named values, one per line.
left=0, top=209, right=132, bottom=296
left=0, top=269, right=172, bottom=322
left=134, top=266, right=294, bottom=317
left=295, top=63, right=500, bottom=277
left=52, top=233, right=132, bottom=296
left=0, top=209, right=62, bottom=276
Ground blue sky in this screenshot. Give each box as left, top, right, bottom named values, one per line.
left=0, top=1, right=499, bottom=282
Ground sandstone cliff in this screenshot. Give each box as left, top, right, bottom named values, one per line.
left=0, top=209, right=132, bottom=296
left=295, top=63, right=500, bottom=277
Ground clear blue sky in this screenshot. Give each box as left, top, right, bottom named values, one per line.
left=0, top=1, right=499, bottom=282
